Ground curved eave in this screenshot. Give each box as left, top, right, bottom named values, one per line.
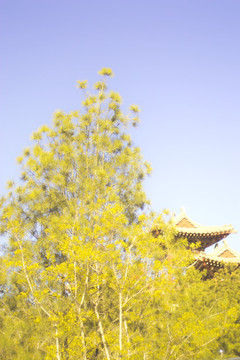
left=196, top=256, right=240, bottom=265
left=195, top=259, right=223, bottom=270
left=177, top=231, right=234, bottom=239
left=176, top=231, right=234, bottom=249
left=176, top=228, right=236, bottom=235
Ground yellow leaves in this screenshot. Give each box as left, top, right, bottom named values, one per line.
left=17, top=291, right=29, bottom=300
left=138, top=213, right=147, bottom=223
left=94, top=80, right=107, bottom=91
left=23, top=147, right=31, bottom=157
left=13, top=248, right=22, bottom=256
left=2, top=204, right=15, bottom=219
left=130, top=104, right=140, bottom=113
left=100, top=203, right=127, bottom=231
left=190, top=241, right=201, bottom=250
left=48, top=129, right=57, bottom=138
left=82, top=95, right=97, bottom=107
left=39, top=151, right=54, bottom=167
left=80, top=113, right=92, bottom=126
left=59, top=143, right=73, bottom=155
left=70, top=110, right=79, bottom=118
left=132, top=117, right=140, bottom=127
left=109, top=91, right=122, bottom=103
left=28, top=188, right=42, bottom=201
left=4, top=256, right=22, bottom=268
left=76, top=80, right=88, bottom=89
left=98, top=67, right=114, bottom=77
left=88, top=105, right=98, bottom=114
left=226, top=307, right=238, bottom=323
left=31, top=131, right=42, bottom=141
left=33, top=316, right=41, bottom=324
left=107, top=190, right=119, bottom=203
left=109, top=101, right=118, bottom=111
left=6, top=180, right=15, bottom=189
left=113, top=139, right=123, bottom=151
left=99, top=91, right=106, bottom=101
left=39, top=124, right=49, bottom=133
left=53, top=110, right=65, bottom=122
left=144, top=161, right=152, bottom=175
left=16, top=155, right=24, bottom=164
left=33, top=144, right=42, bottom=157
left=26, top=157, right=39, bottom=172
left=163, top=208, right=170, bottom=215
left=121, top=133, right=131, bottom=143
left=95, top=168, right=107, bottom=181
left=88, top=95, right=97, bottom=104
left=52, top=173, right=64, bottom=187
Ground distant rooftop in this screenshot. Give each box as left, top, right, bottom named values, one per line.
left=198, top=240, right=240, bottom=264
left=173, top=208, right=236, bottom=250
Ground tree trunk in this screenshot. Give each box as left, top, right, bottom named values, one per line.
left=55, top=325, right=61, bottom=360
left=119, top=290, right=122, bottom=353
left=94, top=303, right=111, bottom=360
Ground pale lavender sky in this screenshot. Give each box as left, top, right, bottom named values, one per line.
left=1, top=0, right=240, bottom=250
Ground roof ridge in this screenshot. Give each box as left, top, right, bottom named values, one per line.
left=174, top=210, right=236, bottom=232
left=210, top=240, right=240, bottom=258
left=197, top=252, right=240, bottom=263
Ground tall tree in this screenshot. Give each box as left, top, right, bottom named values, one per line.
left=0, top=68, right=153, bottom=359
left=1, top=69, right=239, bottom=360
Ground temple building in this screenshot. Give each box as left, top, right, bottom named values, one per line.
left=173, top=209, right=240, bottom=276
left=195, top=241, right=240, bottom=277
left=174, top=209, right=236, bottom=251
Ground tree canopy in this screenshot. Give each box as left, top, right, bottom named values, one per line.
left=0, top=69, right=239, bottom=360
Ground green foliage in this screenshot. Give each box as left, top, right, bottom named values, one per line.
left=0, top=69, right=239, bottom=359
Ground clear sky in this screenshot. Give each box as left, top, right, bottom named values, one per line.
left=1, top=0, right=240, bottom=250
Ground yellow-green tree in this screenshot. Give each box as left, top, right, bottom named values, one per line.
left=0, top=68, right=154, bottom=359
left=0, top=69, right=239, bottom=360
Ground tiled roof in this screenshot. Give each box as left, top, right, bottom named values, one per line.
left=173, top=208, right=236, bottom=236
left=197, top=241, right=240, bottom=264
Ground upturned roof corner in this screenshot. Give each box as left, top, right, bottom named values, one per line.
left=173, top=209, right=236, bottom=250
